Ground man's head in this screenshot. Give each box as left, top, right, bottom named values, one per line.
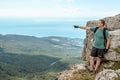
left=98, top=19, right=105, bottom=27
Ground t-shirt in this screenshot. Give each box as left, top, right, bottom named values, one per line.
left=90, top=27, right=110, bottom=49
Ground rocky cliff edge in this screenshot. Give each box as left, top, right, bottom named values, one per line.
left=56, top=14, right=120, bottom=80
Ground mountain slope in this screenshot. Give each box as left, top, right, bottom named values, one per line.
left=0, top=35, right=83, bottom=80
left=0, top=34, right=83, bottom=58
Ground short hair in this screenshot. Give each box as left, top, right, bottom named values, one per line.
left=99, top=19, right=105, bottom=26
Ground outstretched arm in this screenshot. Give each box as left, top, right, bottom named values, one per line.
left=74, top=25, right=90, bottom=30
left=79, top=26, right=90, bottom=30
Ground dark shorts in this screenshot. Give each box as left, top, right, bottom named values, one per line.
left=91, top=47, right=104, bottom=58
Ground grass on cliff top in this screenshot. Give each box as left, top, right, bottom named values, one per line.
left=112, top=46, right=120, bottom=70
left=115, top=76, right=120, bottom=80
left=66, top=70, right=96, bottom=80
left=102, top=60, right=120, bottom=70
left=111, top=61, right=120, bottom=70
left=113, top=46, right=120, bottom=54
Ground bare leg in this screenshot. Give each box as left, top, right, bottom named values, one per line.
left=95, top=57, right=101, bottom=71
left=89, top=56, right=95, bottom=71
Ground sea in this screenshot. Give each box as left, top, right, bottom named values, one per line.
left=0, top=18, right=87, bottom=39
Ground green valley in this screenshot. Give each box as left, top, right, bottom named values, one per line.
left=0, top=34, right=83, bottom=80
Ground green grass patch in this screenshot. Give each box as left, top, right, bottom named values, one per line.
left=111, top=61, right=120, bottom=70
left=115, top=75, right=120, bottom=80
left=69, top=70, right=96, bottom=80
left=113, top=46, right=120, bottom=54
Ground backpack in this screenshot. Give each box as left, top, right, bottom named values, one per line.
left=94, top=27, right=107, bottom=48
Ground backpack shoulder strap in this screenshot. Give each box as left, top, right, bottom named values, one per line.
left=103, top=28, right=107, bottom=40
left=94, top=27, right=99, bottom=33
left=103, top=28, right=107, bottom=47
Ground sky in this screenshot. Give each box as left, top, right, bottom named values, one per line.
left=0, top=0, right=120, bottom=18
left=0, top=0, right=120, bottom=38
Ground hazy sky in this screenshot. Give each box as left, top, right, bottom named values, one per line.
left=0, top=0, right=120, bottom=38
left=0, top=0, right=120, bottom=18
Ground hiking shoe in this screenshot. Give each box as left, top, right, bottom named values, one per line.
left=91, top=70, right=97, bottom=74
left=89, top=70, right=94, bottom=73
left=85, top=65, right=91, bottom=72
left=85, top=65, right=94, bottom=73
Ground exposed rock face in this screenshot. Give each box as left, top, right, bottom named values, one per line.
left=95, top=69, right=120, bottom=80
left=82, top=14, right=120, bottom=61
left=57, top=14, right=120, bottom=80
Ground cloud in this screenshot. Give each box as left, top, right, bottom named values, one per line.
left=0, top=2, right=119, bottom=18
left=0, top=7, right=82, bottom=17
left=0, top=7, right=119, bottom=18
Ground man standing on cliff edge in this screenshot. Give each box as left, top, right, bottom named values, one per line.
left=74, top=19, right=110, bottom=74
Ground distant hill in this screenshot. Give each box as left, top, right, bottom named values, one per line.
left=0, top=34, right=83, bottom=80
left=0, top=34, right=83, bottom=58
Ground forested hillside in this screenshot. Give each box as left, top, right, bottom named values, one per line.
left=0, top=35, right=83, bottom=80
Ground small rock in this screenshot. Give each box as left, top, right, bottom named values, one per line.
left=95, top=69, right=119, bottom=80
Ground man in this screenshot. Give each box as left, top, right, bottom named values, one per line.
left=75, top=20, right=110, bottom=73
